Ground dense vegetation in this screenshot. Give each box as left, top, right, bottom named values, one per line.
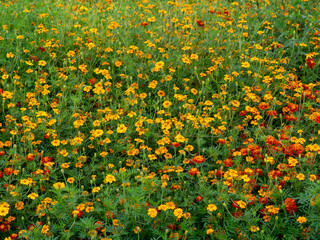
left=0, top=0, right=320, bottom=239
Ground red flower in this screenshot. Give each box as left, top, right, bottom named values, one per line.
left=217, top=139, right=226, bottom=144
left=259, top=197, right=268, bottom=204
left=72, top=210, right=83, bottom=218
left=284, top=198, right=297, bottom=214
left=195, top=196, right=203, bottom=202
left=170, top=142, right=180, bottom=148
left=41, top=156, right=52, bottom=164
left=223, top=159, right=233, bottom=167
left=192, top=155, right=205, bottom=164
left=216, top=169, right=224, bottom=177
left=88, top=77, right=97, bottom=85
left=0, top=171, right=3, bottom=179
left=266, top=110, right=277, bottom=116
left=43, top=133, right=50, bottom=139
left=239, top=110, right=247, bottom=116
left=232, top=209, right=243, bottom=218
left=4, top=168, right=14, bottom=175
left=188, top=167, right=200, bottom=176
left=232, top=201, right=240, bottom=209
left=258, top=102, right=269, bottom=110
left=196, top=20, right=204, bottom=27
left=26, top=154, right=34, bottom=161
left=140, top=22, right=149, bottom=26
left=306, top=58, right=315, bottom=69
left=10, top=233, right=19, bottom=239
left=167, top=224, right=176, bottom=230
left=30, top=55, right=39, bottom=62
left=38, top=46, right=46, bottom=52
left=0, top=223, right=8, bottom=232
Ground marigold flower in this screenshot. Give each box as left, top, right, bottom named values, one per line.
left=92, top=187, right=101, bottom=193
left=51, top=139, right=60, bottom=146
left=28, top=192, right=39, bottom=200
left=296, top=173, right=305, bottom=181
left=104, top=174, right=116, bottom=183
left=163, top=100, right=172, bottom=108
left=297, top=216, right=307, bottom=224
left=72, top=209, right=83, bottom=218
left=207, top=228, right=214, bottom=234
left=0, top=203, right=10, bottom=216
left=158, top=204, right=168, bottom=211
left=117, top=124, right=127, bottom=133
left=250, top=226, right=260, bottom=232
left=175, top=134, right=186, bottom=143
left=192, top=155, right=205, bottom=164
left=53, top=182, right=65, bottom=189
left=38, top=60, right=47, bottom=66
left=284, top=198, right=297, bottom=214
left=188, top=167, right=200, bottom=176
left=173, top=208, right=183, bottom=219
left=207, top=204, right=217, bottom=212
left=148, top=208, right=158, bottom=218
left=241, top=61, right=250, bottom=68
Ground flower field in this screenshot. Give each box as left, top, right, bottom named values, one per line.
left=1, top=0, right=320, bottom=239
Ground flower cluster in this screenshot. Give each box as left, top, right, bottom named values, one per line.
left=0, top=0, right=319, bottom=239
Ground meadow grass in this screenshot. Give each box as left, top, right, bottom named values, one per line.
left=0, top=0, right=320, bottom=239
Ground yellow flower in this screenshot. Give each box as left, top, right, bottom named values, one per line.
left=206, top=228, right=214, bottom=234
left=67, top=51, right=75, bottom=57
left=163, top=101, right=172, bottom=108
left=28, top=192, right=39, bottom=200
left=148, top=208, right=158, bottom=218
left=296, top=173, right=305, bottom=181
left=115, top=60, right=122, bottom=67
left=53, top=182, right=65, bottom=189
left=166, top=202, right=175, bottom=209
left=51, top=139, right=60, bottom=146
left=117, top=124, right=127, bottom=133
left=38, top=60, right=47, bottom=66
left=173, top=208, right=183, bottom=219
left=207, top=204, right=217, bottom=212
left=0, top=203, right=10, bottom=216
left=175, top=134, right=186, bottom=143
left=297, top=216, right=307, bottom=224
left=250, top=226, right=260, bottom=232
left=155, top=61, right=164, bottom=69
left=61, top=163, right=70, bottom=169
left=41, top=224, right=49, bottom=235
left=237, top=200, right=247, bottom=209
left=309, top=174, right=317, bottom=182
left=241, top=61, right=250, bottom=68
left=148, top=17, right=156, bottom=22
left=91, top=129, right=104, bottom=138
left=158, top=204, right=168, bottom=211
left=92, top=187, right=101, bottom=193
left=104, top=174, right=116, bottom=183
left=6, top=52, right=14, bottom=58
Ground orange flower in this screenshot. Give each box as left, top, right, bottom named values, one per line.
left=192, top=155, right=205, bottom=164
left=284, top=198, right=297, bottom=214
left=188, top=167, right=200, bottom=176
